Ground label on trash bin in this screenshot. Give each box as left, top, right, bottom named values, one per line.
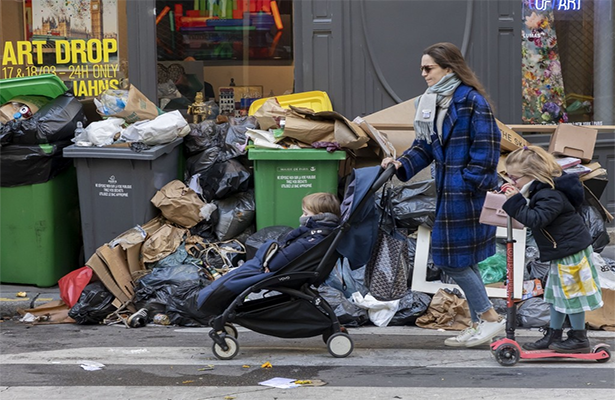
left=277, top=166, right=317, bottom=189
left=95, top=176, right=132, bottom=198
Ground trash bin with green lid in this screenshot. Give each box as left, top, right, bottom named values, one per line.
left=63, top=138, right=183, bottom=260
left=0, top=167, right=81, bottom=287
left=248, top=148, right=346, bottom=230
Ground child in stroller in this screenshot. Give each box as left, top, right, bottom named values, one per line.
left=196, top=192, right=341, bottom=316
left=197, top=166, right=391, bottom=360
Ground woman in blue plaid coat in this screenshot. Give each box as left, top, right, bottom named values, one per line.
left=382, top=42, right=503, bottom=348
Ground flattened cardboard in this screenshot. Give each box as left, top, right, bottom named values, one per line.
left=96, top=245, right=135, bottom=299
left=496, top=120, right=528, bottom=152
left=86, top=254, right=135, bottom=311
left=548, top=124, right=598, bottom=162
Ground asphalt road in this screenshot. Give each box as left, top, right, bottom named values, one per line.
left=1, top=322, right=613, bottom=399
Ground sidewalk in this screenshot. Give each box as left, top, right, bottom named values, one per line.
left=2, top=241, right=614, bottom=322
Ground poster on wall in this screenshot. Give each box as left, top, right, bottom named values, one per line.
left=1, top=0, right=121, bottom=98
left=521, top=0, right=569, bottom=124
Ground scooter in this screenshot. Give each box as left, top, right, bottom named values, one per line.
left=490, top=216, right=611, bottom=366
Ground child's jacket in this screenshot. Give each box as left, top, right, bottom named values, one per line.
left=502, top=173, right=592, bottom=261
left=196, top=215, right=339, bottom=315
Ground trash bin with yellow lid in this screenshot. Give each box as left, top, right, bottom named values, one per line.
left=248, top=148, right=346, bottom=230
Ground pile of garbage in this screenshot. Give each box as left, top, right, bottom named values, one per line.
left=8, top=85, right=613, bottom=333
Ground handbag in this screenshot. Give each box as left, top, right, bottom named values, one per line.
left=364, top=185, right=409, bottom=301
left=479, top=191, right=523, bottom=229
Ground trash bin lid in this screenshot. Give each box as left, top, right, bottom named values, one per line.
left=0, top=74, right=68, bottom=104
left=248, top=147, right=346, bottom=161
left=63, top=138, right=183, bottom=160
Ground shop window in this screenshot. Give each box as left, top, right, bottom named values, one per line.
left=154, top=0, right=294, bottom=115
left=1, top=0, right=129, bottom=99
left=521, top=0, right=613, bottom=126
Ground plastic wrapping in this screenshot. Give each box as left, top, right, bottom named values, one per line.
left=317, top=285, right=369, bottom=327
left=477, top=247, right=507, bottom=284
left=517, top=297, right=551, bottom=328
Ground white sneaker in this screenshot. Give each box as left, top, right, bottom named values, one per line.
left=444, top=326, right=478, bottom=347
left=464, top=318, right=506, bottom=348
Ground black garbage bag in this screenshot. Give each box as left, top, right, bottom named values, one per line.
left=184, top=120, right=221, bottom=156
left=219, top=116, right=257, bottom=161
left=0, top=140, right=72, bottom=187
left=198, top=158, right=252, bottom=201
left=407, top=236, right=439, bottom=282
left=318, top=285, right=369, bottom=327
left=244, top=225, right=294, bottom=260
left=189, top=212, right=220, bottom=242
left=68, top=282, right=116, bottom=325
left=214, top=190, right=256, bottom=241
left=580, top=204, right=610, bottom=253
left=384, top=179, right=436, bottom=230
left=185, top=146, right=221, bottom=179
left=517, top=297, right=550, bottom=328
left=164, top=277, right=213, bottom=326
left=133, top=263, right=205, bottom=304
left=11, top=94, right=86, bottom=145
left=389, top=289, right=432, bottom=326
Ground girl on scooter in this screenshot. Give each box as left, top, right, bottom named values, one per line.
left=501, top=145, right=603, bottom=352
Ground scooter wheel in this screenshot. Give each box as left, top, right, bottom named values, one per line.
left=494, top=344, right=520, bottom=366
left=594, top=346, right=611, bottom=363
left=212, top=336, right=240, bottom=360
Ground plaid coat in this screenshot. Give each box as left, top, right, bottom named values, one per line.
left=396, top=84, right=500, bottom=268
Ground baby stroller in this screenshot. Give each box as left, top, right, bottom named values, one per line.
left=203, top=165, right=396, bottom=360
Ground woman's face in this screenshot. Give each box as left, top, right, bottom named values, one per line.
left=421, top=55, right=450, bottom=87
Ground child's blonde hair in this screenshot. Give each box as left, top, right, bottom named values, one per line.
left=505, top=145, right=562, bottom=188
left=302, top=192, right=341, bottom=217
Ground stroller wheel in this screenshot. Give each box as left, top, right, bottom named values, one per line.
left=327, top=333, right=354, bottom=358
left=224, top=323, right=238, bottom=339
left=212, top=336, right=240, bottom=360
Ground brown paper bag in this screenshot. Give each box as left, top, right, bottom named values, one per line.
left=253, top=97, right=287, bottom=130
left=416, top=288, right=472, bottom=330
left=141, top=224, right=187, bottom=263
left=151, top=180, right=205, bottom=228
left=99, top=85, right=162, bottom=123
left=586, top=288, right=615, bottom=331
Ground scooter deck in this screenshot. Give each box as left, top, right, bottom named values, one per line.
left=491, top=337, right=611, bottom=362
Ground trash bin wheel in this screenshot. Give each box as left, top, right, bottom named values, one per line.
left=224, top=323, right=238, bottom=339
left=494, top=343, right=520, bottom=366
left=212, top=336, right=239, bottom=360
left=594, top=346, right=611, bottom=363
left=327, top=332, right=353, bottom=358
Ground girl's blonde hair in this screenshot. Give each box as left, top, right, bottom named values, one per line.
left=302, top=192, right=341, bottom=217
left=505, top=145, right=562, bottom=188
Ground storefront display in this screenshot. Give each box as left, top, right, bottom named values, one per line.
left=1, top=0, right=128, bottom=98
left=522, top=0, right=612, bottom=126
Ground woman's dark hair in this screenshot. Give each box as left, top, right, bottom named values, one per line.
left=424, top=42, right=492, bottom=106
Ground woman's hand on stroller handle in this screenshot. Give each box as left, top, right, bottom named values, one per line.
left=381, top=157, right=401, bottom=170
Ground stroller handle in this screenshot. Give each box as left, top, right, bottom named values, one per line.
left=372, top=164, right=397, bottom=192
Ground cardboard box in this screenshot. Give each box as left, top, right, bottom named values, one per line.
left=362, top=97, right=417, bottom=157
left=86, top=252, right=136, bottom=312
left=497, top=120, right=529, bottom=152
left=548, top=124, right=598, bottom=162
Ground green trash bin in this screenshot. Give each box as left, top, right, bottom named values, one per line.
left=248, top=148, right=346, bottom=230
left=0, top=167, right=81, bottom=287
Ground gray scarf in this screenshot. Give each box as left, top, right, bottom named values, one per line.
left=414, top=73, right=462, bottom=143
left=299, top=212, right=340, bottom=227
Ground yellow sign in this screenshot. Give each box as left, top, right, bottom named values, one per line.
left=1, top=39, right=120, bottom=98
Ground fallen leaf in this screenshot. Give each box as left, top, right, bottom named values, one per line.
left=16, top=292, right=27, bottom=298
left=261, top=361, right=272, bottom=368
left=182, top=380, right=194, bottom=384
left=242, top=365, right=250, bottom=368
